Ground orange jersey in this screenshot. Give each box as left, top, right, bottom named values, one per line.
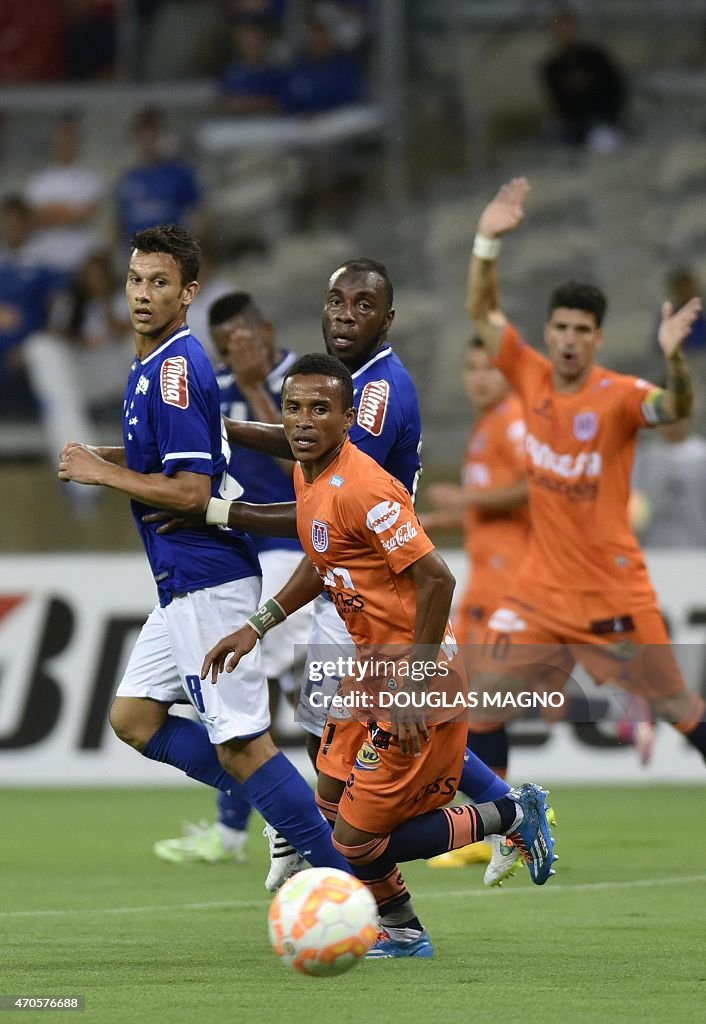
left=462, top=394, right=529, bottom=603
left=294, top=439, right=437, bottom=647
left=495, top=324, right=659, bottom=607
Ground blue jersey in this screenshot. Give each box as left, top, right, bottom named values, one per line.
left=123, top=325, right=260, bottom=606
left=217, top=349, right=302, bottom=555
left=349, top=343, right=422, bottom=497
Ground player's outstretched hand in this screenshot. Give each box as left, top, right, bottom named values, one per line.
left=477, top=177, right=530, bottom=239
left=658, top=296, right=703, bottom=359
left=201, top=625, right=258, bottom=685
left=58, top=443, right=108, bottom=485
left=142, top=511, right=204, bottom=534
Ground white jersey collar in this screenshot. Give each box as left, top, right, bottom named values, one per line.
left=140, top=326, right=191, bottom=366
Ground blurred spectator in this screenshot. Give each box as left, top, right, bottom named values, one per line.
left=0, top=196, right=65, bottom=419
left=631, top=419, right=706, bottom=548
left=651, top=269, right=706, bottom=354
left=281, top=12, right=364, bottom=114
left=216, top=21, right=286, bottom=116
left=24, top=115, right=106, bottom=273
left=0, top=0, right=65, bottom=81
left=314, top=1, right=371, bottom=58
left=51, top=250, right=132, bottom=419
left=63, top=0, right=116, bottom=81
left=539, top=6, right=627, bottom=152
left=228, top=0, right=286, bottom=25
left=0, top=196, right=98, bottom=511
left=115, top=107, right=205, bottom=249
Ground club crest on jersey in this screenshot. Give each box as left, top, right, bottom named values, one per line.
left=160, top=356, right=189, bottom=409
left=574, top=411, right=597, bottom=441
left=329, top=474, right=345, bottom=488
left=354, top=742, right=381, bottom=771
left=136, top=374, right=150, bottom=395
left=311, top=519, right=329, bottom=552
left=357, top=379, right=389, bottom=436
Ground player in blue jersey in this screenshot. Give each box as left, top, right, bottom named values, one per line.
left=57, top=225, right=351, bottom=877
left=153, top=292, right=313, bottom=872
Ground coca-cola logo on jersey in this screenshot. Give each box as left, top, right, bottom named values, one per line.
left=381, top=521, right=418, bottom=552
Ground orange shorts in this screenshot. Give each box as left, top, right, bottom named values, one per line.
left=331, top=720, right=468, bottom=835
left=317, top=716, right=370, bottom=782
left=471, top=592, right=687, bottom=712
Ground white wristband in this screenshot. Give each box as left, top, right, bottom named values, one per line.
left=473, top=233, right=501, bottom=260
left=205, top=497, right=231, bottom=527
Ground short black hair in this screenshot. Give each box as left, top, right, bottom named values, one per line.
left=130, top=225, right=201, bottom=286
left=333, top=258, right=394, bottom=310
left=283, top=353, right=354, bottom=409
left=208, top=292, right=264, bottom=327
left=549, top=280, right=607, bottom=326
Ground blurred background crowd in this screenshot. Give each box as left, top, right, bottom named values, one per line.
left=1, top=0, right=705, bottom=552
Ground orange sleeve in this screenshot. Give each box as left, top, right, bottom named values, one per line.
left=619, top=374, right=663, bottom=432
left=494, top=323, right=550, bottom=402
left=341, top=470, right=435, bottom=574
left=499, top=410, right=527, bottom=480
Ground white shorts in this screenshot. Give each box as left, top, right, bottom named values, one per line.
left=297, top=594, right=355, bottom=738
left=259, top=548, right=313, bottom=681
left=116, top=576, right=270, bottom=745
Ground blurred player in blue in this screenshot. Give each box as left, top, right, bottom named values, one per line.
left=153, top=292, right=313, bottom=873
left=57, top=225, right=351, bottom=876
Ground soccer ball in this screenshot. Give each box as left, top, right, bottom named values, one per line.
left=268, top=867, right=379, bottom=977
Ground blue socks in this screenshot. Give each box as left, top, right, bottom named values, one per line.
left=458, top=745, right=510, bottom=803
left=242, top=752, right=351, bottom=874
left=142, top=716, right=233, bottom=792
left=217, top=786, right=252, bottom=832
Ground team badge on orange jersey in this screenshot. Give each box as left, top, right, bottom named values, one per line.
left=574, top=411, right=597, bottom=441
left=311, top=519, right=329, bottom=552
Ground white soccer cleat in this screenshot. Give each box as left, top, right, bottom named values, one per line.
left=263, top=824, right=306, bottom=892
left=153, top=822, right=248, bottom=864
left=483, top=834, right=523, bottom=887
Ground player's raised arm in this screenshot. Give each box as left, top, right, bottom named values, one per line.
left=649, top=297, right=701, bottom=422
left=466, top=177, right=530, bottom=356
left=222, top=416, right=295, bottom=460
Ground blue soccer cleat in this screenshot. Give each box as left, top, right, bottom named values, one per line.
left=365, top=928, right=434, bottom=959
left=507, top=783, right=557, bottom=886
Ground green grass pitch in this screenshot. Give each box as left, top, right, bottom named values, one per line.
left=1, top=785, right=704, bottom=1024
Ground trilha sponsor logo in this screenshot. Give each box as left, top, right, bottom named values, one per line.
left=160, top=356, right=189, bottom=409
left=526, top=432, right=602, bottom=479
left=357, top=379, right=389, bottom=436
left=381, top=520, right=418, bottom=552
left=366, top=499, right=401, bottom=533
